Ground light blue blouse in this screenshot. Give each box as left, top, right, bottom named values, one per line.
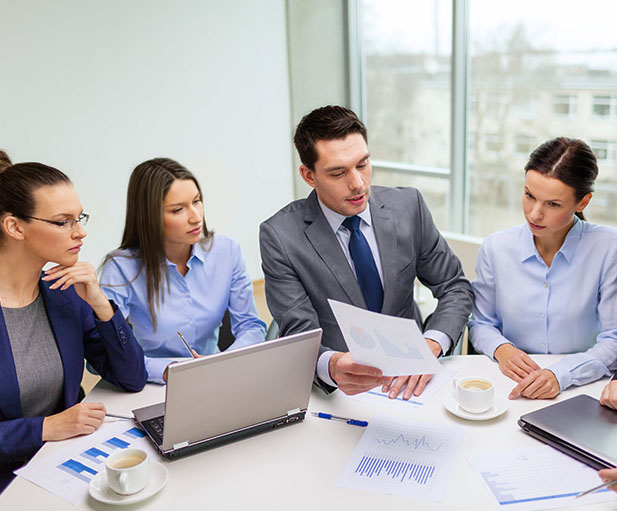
left=469, top=217, right=617, bottom=391
left=100, top=234, right=266, bottom=383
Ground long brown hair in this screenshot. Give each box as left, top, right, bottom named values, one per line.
left=524, top=138, right=598, bottom=221
left=103, top=158, right=213, bottom=329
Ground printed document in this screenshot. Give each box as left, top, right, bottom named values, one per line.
left=337, top=415, right=464, bottom=500
left=328, top=299, right=443, bottom=376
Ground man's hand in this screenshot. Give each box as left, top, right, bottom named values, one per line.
left=494, top=344, right=541, bottom=382
left=380, top=338, right=442, bottom=399
left=600, top=381, right=617, bottom=410
left=329, top=352, right=383, bottom=395
left=509, top=369, right=560, bottom=400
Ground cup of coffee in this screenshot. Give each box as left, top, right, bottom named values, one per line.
left=453, top=376, right=494, bottom=414
left=105, top=448, right=150, bottom=495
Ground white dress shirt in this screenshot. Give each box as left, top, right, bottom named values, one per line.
left=315, top=199, right=451, bottom=386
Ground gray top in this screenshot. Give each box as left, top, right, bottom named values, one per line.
left=3, top=294, right=64, bottom=417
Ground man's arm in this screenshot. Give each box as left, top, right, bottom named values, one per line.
left=259, top=221, right=383, bottom=394
left=413, top=191, right=473, bottom=348
left=259, top=221, right=335, bottom=392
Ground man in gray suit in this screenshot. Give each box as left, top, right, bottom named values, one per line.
left=260, top=106, right=472, bottom=399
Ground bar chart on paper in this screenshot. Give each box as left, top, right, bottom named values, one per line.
left=467, top=445, right=616, bottom=511
left=16, top=422, right=156, bottom=505
left=337, top=416, right=464, bottom=500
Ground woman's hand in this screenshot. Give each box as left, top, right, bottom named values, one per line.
left=509, top=369, right=560, bottom=399
left=600, top=380, right=617, bottom=410
left=43, top=263, right=113, bottom=321
left=42, top=402, right=107, bottom=441
left=598, top=467, right=617, bottom=493
left=494, top=343, right=541, bottom=382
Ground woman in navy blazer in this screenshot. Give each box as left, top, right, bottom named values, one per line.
left=0, top=161, right=147, bottom=492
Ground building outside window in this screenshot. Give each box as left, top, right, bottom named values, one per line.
left=514, top=135, right=536, bottom=157
left=592, top=95, right=617, bottom=118
left=355, top=0, right=617, bottom=236
left=591, top=140, right=617, bottom=165
left=552, top=94, right=577, bottom=119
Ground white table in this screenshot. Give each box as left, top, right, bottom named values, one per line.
left=2, top=355, right=615, bottom=510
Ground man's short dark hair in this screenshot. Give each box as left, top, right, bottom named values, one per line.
left=293, top=105, right=368, bottom=170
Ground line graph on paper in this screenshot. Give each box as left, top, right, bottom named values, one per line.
left=337, top=416, right=464, bottom=500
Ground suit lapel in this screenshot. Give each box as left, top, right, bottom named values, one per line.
left=303, top=191, right=366, bottom=307
left=370, top=190, right=398, bottom=315
left=0, top=306, right=23, bottom=419
left=39, top=282, right=82, bottom=408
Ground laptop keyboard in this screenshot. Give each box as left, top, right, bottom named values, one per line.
left=142, top=415, right=165, bottom=446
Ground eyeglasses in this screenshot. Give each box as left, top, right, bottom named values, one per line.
left=23, top=212, right=90, bottom=230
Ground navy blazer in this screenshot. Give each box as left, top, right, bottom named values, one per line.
left=0, top=278, right=147, bottom=491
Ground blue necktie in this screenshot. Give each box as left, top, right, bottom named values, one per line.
left=342, top=215, right=384, bottom=313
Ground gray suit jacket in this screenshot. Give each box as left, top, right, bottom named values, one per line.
left=259, top=186, right=472, bottom=391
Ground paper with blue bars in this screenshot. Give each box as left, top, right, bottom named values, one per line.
left=15, top=420, right=157, bottom=505
left=467, top=445, right=616, bottom=510
left=337, top=415, right=464, bottom=500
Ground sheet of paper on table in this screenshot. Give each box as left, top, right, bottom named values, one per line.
left=467, top=445, right=616, bottom=511
left=15, top=420, right=158, bottom=506
left=328, top=299, right=444, bottom=376
left=337, top=415, right=465, bottom=500
left=342, top=357, right=463, bottom=409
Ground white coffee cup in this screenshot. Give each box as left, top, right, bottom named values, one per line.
left=105, top=448, right=150, bottom=495
left=453, top=376, right=494, bottom=414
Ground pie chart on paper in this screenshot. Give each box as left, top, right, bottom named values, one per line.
left=349, top=325, right=376, bottom=349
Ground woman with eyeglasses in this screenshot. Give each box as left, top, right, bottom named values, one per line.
left=470, top=138, right=617, bottom=400
left=0, top=162, right=146, bottom=492
left=99, top=158, right=266, bottom=384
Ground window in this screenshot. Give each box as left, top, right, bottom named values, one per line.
left=513, top=95, right=537, bottom=119
left=592, top=95, right=617, bottom=118
left=353, top=0, right=617, bottom=236
left=552, top=94, right=577, bottom=118
left=591, top=140, right=617, bottom=165
left=514, top=135, right=536, bottom=157
left=484, top=134, right=502, bottom=158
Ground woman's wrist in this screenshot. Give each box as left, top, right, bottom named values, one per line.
left=89, top=294, right=114, bottom=321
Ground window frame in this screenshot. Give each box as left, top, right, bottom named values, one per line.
left=347, top=0, right=469, bottom=232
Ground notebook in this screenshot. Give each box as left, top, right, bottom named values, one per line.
left=518, top=394, right=617, bottom=470
left=133, top=328, right=322, bottom=458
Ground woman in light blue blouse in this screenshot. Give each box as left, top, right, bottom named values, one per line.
left=470, top=138, right=617, bottom=399
left=100, top=158, right=266, bottom=383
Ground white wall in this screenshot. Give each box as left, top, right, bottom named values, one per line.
left=287, top=0, right=348, bottom=198
left=0, top=0, right=294, bottom=278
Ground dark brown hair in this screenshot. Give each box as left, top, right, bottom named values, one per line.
left=0, top=162, right=72, bottom=240
left=293, top=105, right=368, bottom=170
left=0, top=150, right=12, bottom=171
left=103, top=158, right=213, bottom=329
left=524, top=137, right=598, bottom=221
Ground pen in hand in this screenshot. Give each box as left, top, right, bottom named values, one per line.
left=311, top=412, right=368, bottom=427
left=177, top=331, right=199, bottom=358
left=575, top=479, right=617, bottom=499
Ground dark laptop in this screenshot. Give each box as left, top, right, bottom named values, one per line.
left=133, top=329, right=321, bottom=459
left=518, top=394, right=617, bottom=470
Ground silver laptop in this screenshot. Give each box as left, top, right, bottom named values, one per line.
left=133, top=329, right=322, bottom=458
left=518, top=394, right=617, bottom=470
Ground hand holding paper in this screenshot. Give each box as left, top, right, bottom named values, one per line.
left=328, top=299, right=443, bottom=377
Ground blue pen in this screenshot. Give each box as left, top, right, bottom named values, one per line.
left=311, top=412, right=368, bottom=427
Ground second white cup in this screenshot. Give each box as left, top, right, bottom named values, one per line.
left=453, top=376, right=494, bottom=414
left=105, top=448, right=150, bottom=495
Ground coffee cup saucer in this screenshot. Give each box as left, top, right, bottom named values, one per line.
left=444, top=393, right=508, bottom=421
left=89, top=461, right=168, bottom=505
